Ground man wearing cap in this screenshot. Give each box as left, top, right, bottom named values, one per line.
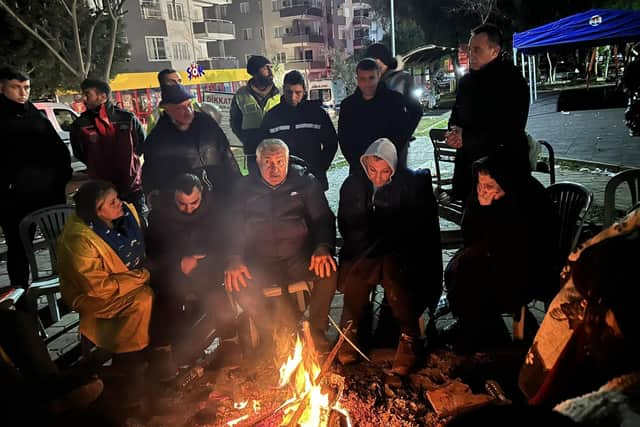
left=146, top=69, right=223, bottom=133
left=336, top=138, right=442, bottom=376
left=230, top=55, right=280, bottom=172
left=140, top=84, right=241, bottom=197
left=70, top=78, right=147, bottom=217
left=260, top=70, right=338, bottom=190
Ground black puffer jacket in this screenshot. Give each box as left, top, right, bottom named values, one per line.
left=0, top=95, right=72, bottom=208
left=260, top=98, right=338, bottom=190
left=449, top=56, right=530, bottom=201
left=229, top=165, right=335, bottom=261
left=140, top=112, right=241, bottom=194
left=338, top=83, right=411, bottom=171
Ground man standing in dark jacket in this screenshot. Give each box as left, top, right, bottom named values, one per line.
left=146, top=173, right=236, bottom=372
left=337, top=138, right=442, bottom=376
left=140, top=84, right=241, bottom=197
left=70, top=79, right=147, bottom=216
left=446, top=23, right=530, bottom=202
left=260, top=70, right=338, bottom=190
left=338, top=58, right=412, bottom=172
left=225, top=139, right=337, bottom=352
left=230, top=56, right=280, bottom=173
left=0, top=67, right=72, bottom=289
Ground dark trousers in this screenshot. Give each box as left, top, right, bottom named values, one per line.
left=150, top=260, right=236, bottom=351
left=233, top=256, right=337, bottom=337
left=339, top=255, right=420, bottom=338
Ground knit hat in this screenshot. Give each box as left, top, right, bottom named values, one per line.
left=247, top=55, right=271, bottom=76
left=360, top=138, right=398, bottom=177
left=365, top=43, right=397, bottom=69
left=160, top=84, right=193, bottom=106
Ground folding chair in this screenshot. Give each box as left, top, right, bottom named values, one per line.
left=603, top=168, right=640, bottom=227
left=429, top=128, right=464, bottom=225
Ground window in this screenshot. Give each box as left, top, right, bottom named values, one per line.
left=54, top=109, right=76, bottom=131
left=145, top=36, right=168, bottom=61
left=242, top=28, right=253, bottom=40
left=338, top=25, right=345, bottom=40
left=275, top=52, right=286, bottom=63
left=196, top=42, right=208, bottom=59
left=140, top=0, right=162, bottom=19
left=167, top=2, right=184, bottom=20
left=272, top=0, right=279, bottom=11
left=273, top=26, right=284, bottom=38
left=259, top=27, right=264, bottom=40
left=219, top=5, right=228, bottom=17
left=172, top=42, right=191, bottom=60
left=304, top=50, right=313, bottom=60
left=240, top=2, right=250, bottom=14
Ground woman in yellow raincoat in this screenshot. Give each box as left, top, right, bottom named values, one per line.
left=57, top=180, right=153, bottom=356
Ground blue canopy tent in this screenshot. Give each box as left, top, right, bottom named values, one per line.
left=513, top=9, right=640, bottom=102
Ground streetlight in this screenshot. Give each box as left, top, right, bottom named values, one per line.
left=390, top=0, right=395, bottom=56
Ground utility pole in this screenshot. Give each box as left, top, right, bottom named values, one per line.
left=390, top=0, right=395, bottom=56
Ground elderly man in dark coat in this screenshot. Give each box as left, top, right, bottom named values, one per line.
left=225, top=139, right=337, bottom=352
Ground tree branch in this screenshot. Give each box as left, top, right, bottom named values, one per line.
left=0, top=0, right=81, bottom=77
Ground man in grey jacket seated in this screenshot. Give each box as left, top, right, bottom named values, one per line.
left=224, top=139, right=337, bottom=353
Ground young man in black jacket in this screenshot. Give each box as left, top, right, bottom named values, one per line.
left=0, top=67, right=72, bottom=289
left=260, top=70, right=337, bottom=190
left=70, top=79, right=147, bottom=217
left=338, top=58, right=413, bottom=173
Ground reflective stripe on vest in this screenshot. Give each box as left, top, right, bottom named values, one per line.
left=236, top=86, right=280, bottom=130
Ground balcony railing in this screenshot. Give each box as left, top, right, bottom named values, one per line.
left=193, top=19, right=235, bottom=40
left=282, top=32, right=324, bottom=44
left=197, top=57, right=239, bottom=69
left=352, top=16, right=370, bottom=27
left=353, top=37, right=368, bottom=48
left=285, top=59, right=326, bottom=70
left=193, top=0, right=231, bottom=6
left=280, top=1, right=323, bottom=18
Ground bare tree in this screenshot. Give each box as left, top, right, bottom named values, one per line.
left=451, top=0, right=502, bottom=24
left=0, top=0, right=127, bottom=81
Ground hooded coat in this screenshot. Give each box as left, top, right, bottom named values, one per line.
left=57, top=204, right=152, bottom=353
left=338, top=139, right=442, bottom=313
left=447, top=155, right=560, bottom=318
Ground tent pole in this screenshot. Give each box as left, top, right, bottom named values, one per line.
left=533, top=55, right=538, bottom=101
left=521, top=53, right=526, bottom=79
left=513, top=48, right=517, bottom=66
left=528, top=56, right=533, bottom=105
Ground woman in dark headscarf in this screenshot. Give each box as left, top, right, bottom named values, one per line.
left=444, top=154, right=561, bottom=350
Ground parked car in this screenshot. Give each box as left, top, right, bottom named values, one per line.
left=33, top=102, right=85, bottom=171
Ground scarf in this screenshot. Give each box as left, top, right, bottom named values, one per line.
left=88, top=204, right=145, bottom=270
left=92, top=103, right=116, bottom=137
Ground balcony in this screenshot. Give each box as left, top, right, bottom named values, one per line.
left=285, top=59, right=326, bottom=70
left=197, top=57, right=239, bottom=69
left=192, top=0, right=231, bottom=5
left=280, top=1, right=323, bottom=18
left=193, top=19, right=235, bottom=41
left=282, top=32, right=324, bottom=45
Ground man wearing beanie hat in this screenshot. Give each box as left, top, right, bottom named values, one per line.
left=336, top=138, right=442, bottom=376
left=260, top=70, right=338, bottom=190
left=140, top=83, right=241, bottom=196
left=230, top=55, right=280, bottom=173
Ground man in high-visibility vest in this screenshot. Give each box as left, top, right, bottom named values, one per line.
left=230, top=56, right=280, bottom=173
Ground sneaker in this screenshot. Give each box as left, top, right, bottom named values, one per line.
left=337, top=330, right=360, bottom=365
left=50, top=378, right=104, bottom=413
left=390, top=334, right=417, bottom=376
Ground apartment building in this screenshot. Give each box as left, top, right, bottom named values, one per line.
left=123, top=0, right=238, bottom=73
